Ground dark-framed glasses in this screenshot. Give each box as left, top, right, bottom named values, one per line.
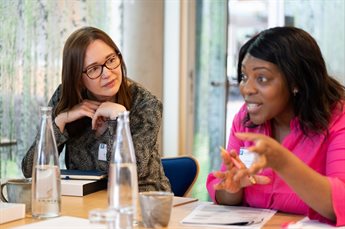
left=83, top=54, right=121, bottom=79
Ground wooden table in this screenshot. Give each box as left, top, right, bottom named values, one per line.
left=1, top=190, right=304, bottom=228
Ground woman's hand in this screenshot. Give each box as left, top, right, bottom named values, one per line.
left=235, top=132, right=336, bottom=221
left=91, top=102, right=126, bottom=130
left=213, top=148, right=270, bottom=193
left=55, top=100, right=101, bottom=132
left=235, top=132, right=290, bottom=174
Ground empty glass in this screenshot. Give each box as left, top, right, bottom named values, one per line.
left=139, top=191, right=174, bottom=228
left=89, top=208, right=133, bottom=229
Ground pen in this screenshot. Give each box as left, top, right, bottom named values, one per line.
left=214, top=221, right=254, bottom=226
left=220, top=147, right=256, bottom=185
left=184, top=221, right=254, bottom=226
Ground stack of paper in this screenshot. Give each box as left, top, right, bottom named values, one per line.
left=0, top=202, right=25, bottom=224
left=61, top=179, right=107, bottom=196
left=60, top=170, right=108, bottom=196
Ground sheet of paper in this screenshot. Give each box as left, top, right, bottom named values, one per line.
left=13, top=216, right=106, bottom=229
left=286, top=217, right=344, bottom=228
left=181, top=203, right=276, bottom=228
left=0, top=202, right=25, bottom=224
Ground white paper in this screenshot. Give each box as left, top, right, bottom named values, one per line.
left=181, top=203, right=276, bottom=228
left=286, top=217, right=345, bottom=228
left=13, top=216, right=106, bottom=229
left=0, top=202, right=25, bottom=224
left=61, top=179, right=94, bottom=196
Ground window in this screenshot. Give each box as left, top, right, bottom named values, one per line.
left=0, top=0, right=122, bottom=179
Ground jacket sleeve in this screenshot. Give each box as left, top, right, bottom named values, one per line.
left=129, top=93, right=171, bottom=192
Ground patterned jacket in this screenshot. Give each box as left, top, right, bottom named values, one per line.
left=22, top=81, right=171, bottom=192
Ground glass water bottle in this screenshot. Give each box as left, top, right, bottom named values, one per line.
left=108, top=111, right=139, bottom=228
left=32, top=106, right=61, bottom=218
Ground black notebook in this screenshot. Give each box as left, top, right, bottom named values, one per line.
left=60, top=169, right=108, bottom=180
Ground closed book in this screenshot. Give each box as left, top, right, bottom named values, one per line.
left=0, top=202, right=25, bottom=224
left=61, top=179, right=107, bottom=196
left=60, top=169, right=107, bottom=180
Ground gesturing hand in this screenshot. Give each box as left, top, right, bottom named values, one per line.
left=213, top=148, right=270, bottom=193
left=235, top=132, right=290, bottom=174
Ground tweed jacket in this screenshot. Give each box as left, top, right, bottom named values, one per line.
left=22, top=81, right=171, bottom=192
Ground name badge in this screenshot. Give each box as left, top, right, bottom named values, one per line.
left=98, top=143, right=107, bottom=161
left=239, top=148, right=256, bottom=168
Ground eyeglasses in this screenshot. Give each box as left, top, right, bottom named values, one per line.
left=83, top=53, right=121, bottom=79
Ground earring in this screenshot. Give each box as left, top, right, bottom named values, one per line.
left=293, top=88, right=299, bottom=96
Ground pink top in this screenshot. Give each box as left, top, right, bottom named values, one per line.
left=206, top=103, right=345, bottom=226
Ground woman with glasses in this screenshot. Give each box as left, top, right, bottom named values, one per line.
left=207, top=27, right=345, bottom=226
left=22, top=27, right=171, bottom=192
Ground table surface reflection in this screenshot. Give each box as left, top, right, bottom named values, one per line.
left=1, top=190, right=304, bottom=228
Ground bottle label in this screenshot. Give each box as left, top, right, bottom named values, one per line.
left=98, top=143, right=107, bottom=161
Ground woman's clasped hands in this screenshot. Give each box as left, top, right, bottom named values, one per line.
left=55, top=99, right=126, bottom=134
left=91, top=101, right=126, bottom=130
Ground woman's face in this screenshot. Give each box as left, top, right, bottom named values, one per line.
left=239, top=54, right=293, bottom=125
left=82, top=39, right=122, bottom=102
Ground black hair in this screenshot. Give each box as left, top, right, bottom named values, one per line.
left=237, top=26, right=345, bottom=134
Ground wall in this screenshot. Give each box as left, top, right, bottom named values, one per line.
left=122, top=1, right=164, bottom=101
left=0, top=0, right=121, bottom=179
left=122, top=0, right=166, bottom=154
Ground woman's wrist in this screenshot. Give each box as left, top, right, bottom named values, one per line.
left=55, top=112, right=68, bottom=132
left=215, top=189, right=243, bottom=205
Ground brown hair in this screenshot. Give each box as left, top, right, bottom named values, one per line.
left=55, top=27, right=131, bottom=116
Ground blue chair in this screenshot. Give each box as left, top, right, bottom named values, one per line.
left=161, top=156, right=199, bottom=197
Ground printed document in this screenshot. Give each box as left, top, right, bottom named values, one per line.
left=181, top=203, right=276, bottom=228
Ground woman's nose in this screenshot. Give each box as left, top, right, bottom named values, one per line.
left=241, top=78, right=257, bottom=95
left=100, top=66, right=111, bottom=79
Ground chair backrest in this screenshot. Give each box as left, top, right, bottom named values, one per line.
left=161, top=156, right=199, bottom=197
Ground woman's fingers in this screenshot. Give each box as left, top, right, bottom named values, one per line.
left=215, top=144, right=272, bottom=193
left=235, top=132, right=262, bottom=142
left=242, top=175, right=271, bottom=186
left=213, top=167, right=243, bottom=192
left=79, top=100, right=101, bottom=113
left=220, top=148, right=240, bottom=170
left=69, top=100, right=100, bottom=118
left=221, top=150, right=233, bottom=168
left=247, top=155, right=267, bottom=174
left=213, top=171, right=226, bottom=179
